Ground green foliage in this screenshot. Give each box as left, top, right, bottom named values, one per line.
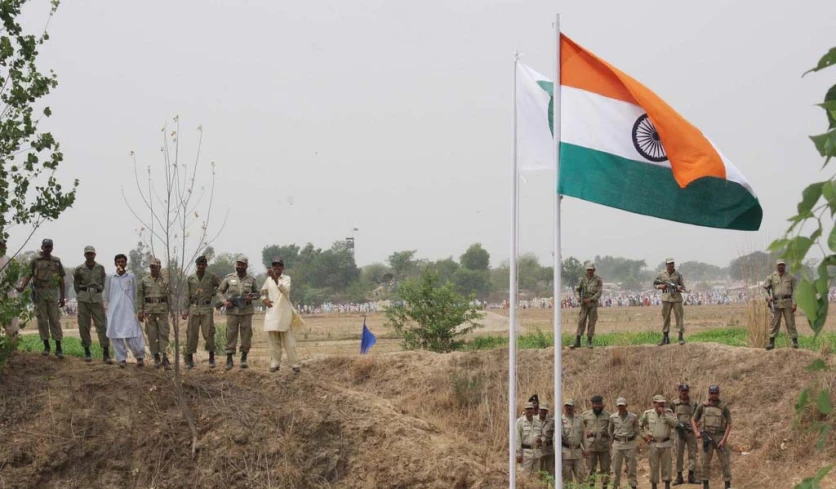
left=388, top=250, right=419, bottom=282
left=561, top=257, right=585, bottom=288
left=385, top=268, right=484, bottom=352
left=205, top=251, right=238, bottom=278
left=260, top=241, right=360, bottom=304
left=460, top=243, right=490, bottom=271
left=0, top=258, right=33, bottom=368
left=128, top=240, right=152, bottom=279
left=18, top=335, right=102, bottom=358
left=451, top=267, right=490, bottom=298
left=794, top=465, right=833, bottom=489
left=214, top=322, right=227, bottom=353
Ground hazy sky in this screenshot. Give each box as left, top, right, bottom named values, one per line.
left=12, top=0, right=836, bottom=273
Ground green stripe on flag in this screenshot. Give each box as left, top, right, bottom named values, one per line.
left=558, top=143, right=763, bottom=231
left=536, top=80, right=554, bottom=135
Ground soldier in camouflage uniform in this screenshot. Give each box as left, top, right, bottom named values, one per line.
left=582, top=395, right=611, bottom=488
left=572, top=263, right=603, bottom=349
left=691, top=385, right=732, bottom=489
left=640, top=395, right=678, bottom=489
left=18, top=239, right=66, bottom=358
left=609, top=397, right=639, bottom=489
left=182, top=255, right=221, bottom=369
left=516, top=401, right=543, bottom=475
left=671, top=384, right=698, bottom=485
left=762, top=259, right=798, bottom=350
left=217, top=256, right=259, bottom=370
left=561, top=399, right=587, bottom=484
left=137, top=257, right=171, bottom=370
left=73, top=246, right=111, bottom=364
left=654, top=258, right=686, bottom=346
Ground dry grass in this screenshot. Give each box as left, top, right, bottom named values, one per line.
left=746, top=299, right=771, bottom=348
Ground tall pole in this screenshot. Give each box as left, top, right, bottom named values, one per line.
left=508, top=51, right=521, bottom=489
left=553, top=14, right=564, bottom=485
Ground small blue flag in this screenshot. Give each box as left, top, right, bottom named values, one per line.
left=360, top=316, right=376, bottom=354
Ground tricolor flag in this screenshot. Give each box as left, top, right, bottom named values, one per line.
left=517, top=35, right=763, bottom=231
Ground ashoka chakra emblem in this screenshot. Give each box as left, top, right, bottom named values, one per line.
left=631, top=114, right=667, bottom=163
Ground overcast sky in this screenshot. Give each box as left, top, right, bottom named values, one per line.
left=11, top=0, right=836, bottom=273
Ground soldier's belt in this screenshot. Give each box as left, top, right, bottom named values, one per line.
left=521, top=444, right=533, bottom=449
left=191, top=300, right=212, bottom=306
left=144, top=298, right=168, bottom=304
left=586, top=433, right=608, bottom=439
left=78, top=286, right=102, bottom=292
left=702, top=429, right=721, bottom=435
left=654, top=436, right=671, bottom=443
left=614, top=435, right=636, bottom=442
left=781, top=294, right=792, bottom=299
left=561, top=441, right=581, bottom=448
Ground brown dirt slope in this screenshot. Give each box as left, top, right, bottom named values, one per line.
left=1, top=343, right=835, bottom=489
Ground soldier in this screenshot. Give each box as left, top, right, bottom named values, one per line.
left=17, top=239, right=66, bottom=358
left=515, top=401, right=543, bottom=475
left=540, top=403, right=556, bottom=477
left=691, top=385, right=732, bottom=489
left=640, top=395, right=678, bottom=489
left=609, top=397, right=639, bottom=489
left=561, top=399, right=587, bottom=484
left=182, top=255, right=221, bottom=369
left=762, top=259, right=798, bottom=350
left=137, top=257, right=171, bottom=370
left=73, top=246, right=111, bottom=364
left=572, top=263, right=603, bottom=349
left=582, top=395, right=611, bottom=488
left=529, top=393, right=540, bottom=413
left=217, top=256, right=259, bottom=370
left=654, top=258, right=686, bottom=346
left=672, top=384, right=698, bottom=485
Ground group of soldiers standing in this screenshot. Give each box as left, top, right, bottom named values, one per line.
left=517, top=385, right=732, bottom=489
left=572, top=258, right=799, bottom=351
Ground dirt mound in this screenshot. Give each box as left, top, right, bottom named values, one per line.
left=1, top=343, right=834, bottom=489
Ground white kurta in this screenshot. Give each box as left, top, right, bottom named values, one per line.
left=106, top=271, right=144, bottom=339
left=261, top=275, right=292, bottom=332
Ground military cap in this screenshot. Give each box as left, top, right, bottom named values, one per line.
left=525, top=402, right=535, bottom=409
left=679, top=383, right=690, bottom=391
left=84, top=245, right=96, bottom=253
left=776, top=259, right=786, bottom=265
left=528, top=394, right=539, bottom=403
left=652, top=394, right=667, bottom=403
left=563, top=399, right=574, bottom=406
left=616, top=397, right=628, bottom=406
left=42, top=238, right=53, bottom=247
left=665, top=257, right=675, bottom=264
left=708, top=385, right=720, bottom=393
left=539, top=403, right=550, bottom=411
left=271, top=257, right=284, bottom=266
left=149, top=257, right=162, bottom=267
left=236, top=256, right=249, bottom=264
left=585, top=263, right=595, bottom=270
left=590, top=395, right=603, bottom=403
left=195, top=256, right=208, bottom=265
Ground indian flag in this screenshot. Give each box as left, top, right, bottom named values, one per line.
left=516, top=35, right=763, bottom=231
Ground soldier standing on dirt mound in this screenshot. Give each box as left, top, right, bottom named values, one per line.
left=217, top=257, right=259, bottom=370
left=515, top=401, right=543, bottom=475
left=654, top=258, right=686, bottom=347
left=137, top=257, right=172, bottom=370
left=17, top=239, right=66, bottom=358
left=183, top=255, right=221, bottom=369
left=691, top=385, right=732, bottom=489
left=582, top=395, right=611, bottom=488
left=538, top=403, right=555, bottom=476
left=672, top=384, right=698, bottom=485
left=73, top=246, right=112, bottom=364
left=762, top=259, right=798, bottom=350
left=571, top=263, right=603, bottom=349
left=561, top=399, right=587, bottom=484
left=640, top=395, right=679, bottom=489
left=609, top=397, right=639, bottom=489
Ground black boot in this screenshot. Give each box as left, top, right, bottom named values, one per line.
left=587, top=336, right=593, bottom=349
left=703, top=481, right=709, bottom=489
left=792, top=337, right=799, bottom=349
left=103, top=347, right=113, bottom=365
left=665, top=482, right=671, bottom=489
left=673, top=472, right=684, bottom=486
left=240, top=351, right=248, bottom=369
left=570, top=335, right=581, bottom=349
left=84, top=347, right=92, bottom=362
left=162, top=355, right=172, bottom=371
left=658, top=333, right=669, bottom=346
left=208, top=351, right=215, bottom=368
left=652, top=484, right=658, bottom=489
left=153, top=353, right=161, bottom=369
left=225, top=354, right=234, bottom=370
left=766, top=337, right=775, bottom=350
left=724, top=482, right=731, bottom=489
left=42, top=340, right=50, bottom=356
left=678, top=332, right=685, bottom=345
left=55, top=341, right=63, bottom=359
left=185, top=354, right=194, bottom=370
left=688, top=470, right=697, bottom=484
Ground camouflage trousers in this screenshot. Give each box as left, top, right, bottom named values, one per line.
left=78, top=301, right=109, bottom=349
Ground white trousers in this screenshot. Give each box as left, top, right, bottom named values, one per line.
left=111, top=336, right=146, bottom=362
left=266, top=330, right=298, bottom=369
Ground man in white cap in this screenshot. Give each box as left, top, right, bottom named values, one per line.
left=609, top=397, right=640, bottom=489
left=653, top=258, right=686, bottom=346
left=572, top=263, right=603, bottom=349
left=73, top=245, right=111, bottom=363
left=217, top=256, right=259, bottom=370
left=515, top=401, right=543, bottom=475
left=640, top=395, right=679, bottom=489
left=561, top=399, right=587, bottom=484
left=762, top=259, right=798, bottom=350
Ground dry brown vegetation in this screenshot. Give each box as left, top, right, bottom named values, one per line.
left=1, top=341, right=835, bottom=488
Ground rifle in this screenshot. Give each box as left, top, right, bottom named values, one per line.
left=766, top=285, right=776, bottom=314
left=700, top=430, right=728, bottom=455
left=675, top=421, right=692, bottom=438
left=653, top=279, right=686, bottom=294
left=218, top=292, right=261, bottom=310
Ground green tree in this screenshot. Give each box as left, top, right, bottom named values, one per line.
left=561, top=256, right=586, bottom=288
left=385, top=268, right=483, bottom=352
left=261, top=243, right=300, bottom=270
left=460, top=243, right=490, bottom=271
left=677, top=260, right=727, bottom=282
left=388, top=250, right=418, bottom=282
left=360, top=262, right=393, bottom=286
left=128, top=240, right=152, bottom=279
left=728, top=251, right=777, bottom=281
left=206, top=252, right=238, bottom=278
left=452, top=267, right=490, bottom=298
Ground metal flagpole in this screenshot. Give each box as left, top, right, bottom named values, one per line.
left=553, top=13, right=564, bottom=487
left=508, top=51, right=521, bottom=489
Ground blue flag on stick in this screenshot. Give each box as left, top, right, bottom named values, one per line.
left=360, top=316, right=376, bottom=354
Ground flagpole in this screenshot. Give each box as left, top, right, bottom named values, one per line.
left=508, top=51, right=520, bottom=489
left=553, top=13, right=563, bottom=486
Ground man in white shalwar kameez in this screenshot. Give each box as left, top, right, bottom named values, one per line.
left=261, top=258, right=303, bottom=373
left=106, top=254, right=146, bottom=368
